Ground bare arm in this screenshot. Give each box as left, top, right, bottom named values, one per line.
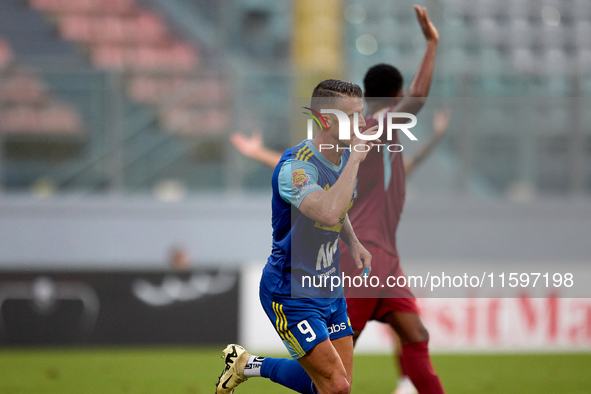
left=404, top=108, right=451, bottom=177
left=340, top=215, right=372, bottom=273
left=339, top=214, right=358, bottom=247
left=230, top=131, right=282, bottom=169
left=299, top=127, right=380, bottom=227
left=299, top=158, right=360, bottom=228
left=389, top=6, right=439, bottom=116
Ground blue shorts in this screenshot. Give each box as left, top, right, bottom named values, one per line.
left=260, top=289, right=354, bottom=359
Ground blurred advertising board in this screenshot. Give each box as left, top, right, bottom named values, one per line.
left=241, top=264, right=591, bottom=354
left=0, top=269, right=239, bottom=346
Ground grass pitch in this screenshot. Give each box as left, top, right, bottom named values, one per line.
left=0, top=348, right=590, bottom=393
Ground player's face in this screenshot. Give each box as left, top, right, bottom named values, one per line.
left=330, top=97, right=365, bottom=147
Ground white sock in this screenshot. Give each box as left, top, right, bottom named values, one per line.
left=243, top=356, right=265, bottom=377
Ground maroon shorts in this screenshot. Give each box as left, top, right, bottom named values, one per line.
left=340, top=241, right=419, bottom=332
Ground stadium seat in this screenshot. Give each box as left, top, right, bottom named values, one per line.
left=546, top=76, right=571, bottom=96
left=128, top=75, right=226, bottom=106
left=578, top=49, right=591, bottom=73
left=59, top=15, right=93, bottom=42
left=480, top=47, right=505, bottom=74
left=545, top=49, right=569, bottom=74
left=135, top=11, right=168, bottom=44
left=169, top=43, right=198, bottom=70
left=0, top=38, right=13, bottom=68
left=0, top=106, right=40, bottom=134
left=458, top=0, right=478, bottom=18
left=176, top=79, right=227, bottom=107
left=574, top=21, right=591, bottom=48
left=0, top=73, right=48, bottom=105
left=30, top=0, right=136, bottom=16
left=476, top=0, right=503, bottom=19
left=510, top=19, right=532, bottom=48
left=133, top=45, right=161, bottom=70
left=39, top=103, right=83, bottom=134
left=91, top=44, right=125, bottom=69
left=127, top=75, right=159, bottom=103
left=0, top=103, right=83, bottom=135
left=444, top=25, right=469, bottom=48
left=573, top=0, right=591, bottom=18
left=477, top=18, right=502, bottom=46
left=542, top=25, right=567, bottom=49
left=512, top=47, right=536, bottom=73
left=92, top=42, right=198, bottom=71
left=161, top=107, right=229, bottom=135
left=506, top=0, right=530, bottom=19
left=60, top=13, right=169, bottom=45
left=101, top=16, right=128, bottom=43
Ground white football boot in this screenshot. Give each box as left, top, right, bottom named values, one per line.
left=215, top=344, right=250, bottom=394
left=394, top=376, right=418, bottom=394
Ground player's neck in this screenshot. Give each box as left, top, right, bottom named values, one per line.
left=366, top=98, right=397, bottom=116
left=311, top=138, right=342, bottom=166
left=366, top=103, right=390, bottom=117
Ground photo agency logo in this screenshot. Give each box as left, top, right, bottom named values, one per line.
left=302, top=107, right=418, bottom=152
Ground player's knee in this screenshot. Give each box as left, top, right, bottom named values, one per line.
left=421, top=326, right=430, bottom=342
left=414, top=324, right=429, bottom=343
left=403, top=322, right=429, bottom=344
left=327, top=379, right=351, bottom=394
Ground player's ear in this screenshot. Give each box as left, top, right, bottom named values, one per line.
left=322, top=114, right=332, bottom=130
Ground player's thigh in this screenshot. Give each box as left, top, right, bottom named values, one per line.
left=326, top=297, right=354, bottom=383
left=297, top=338, right=350, bottom=394
left=383, top=311, right=429, bottom=345
left=346, top=297, right=379, bottom=346
left=331, top=335, right=354, bottom=385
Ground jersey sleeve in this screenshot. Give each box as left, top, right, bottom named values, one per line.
left=278, top=159, right=323, bottom=208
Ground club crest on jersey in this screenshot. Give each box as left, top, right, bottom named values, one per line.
left=292, top=169, right=310, bottom=189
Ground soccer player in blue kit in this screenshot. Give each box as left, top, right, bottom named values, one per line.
left=216, top=80, right=380, bottom=394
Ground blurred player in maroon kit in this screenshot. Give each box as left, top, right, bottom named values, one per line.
left=231, top=6, right=448, bottom=394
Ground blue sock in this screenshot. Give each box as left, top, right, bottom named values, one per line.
left=260, top=357, right=317, bottom=394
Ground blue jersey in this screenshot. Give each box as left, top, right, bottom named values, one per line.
left=260, top=139, right=352, bottom=304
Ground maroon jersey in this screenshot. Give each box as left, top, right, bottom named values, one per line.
left=348, top=109, right=405, bottom=258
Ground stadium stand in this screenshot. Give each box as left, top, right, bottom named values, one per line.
left=346, top=0, right=591, bottom=195
left=0, top=0, right=86, bottom=139
left=0, top=39, right=84, bottom=136
left=0, top=0, right=84, bottom=65
left=0, top=0, right=585, bottom=194
left=29, top=0, right=229, bottom=136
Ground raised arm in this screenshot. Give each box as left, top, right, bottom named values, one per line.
left=230, top=131, right=282, bottom=169
left=390, top=6, right=439, bottom=116
left=404, top=108, right=451, bottom=177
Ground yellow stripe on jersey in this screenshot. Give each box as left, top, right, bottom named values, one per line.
left=273, top=303, right=303, bottom=357
left=296, top=146, right=310, bottom=161
left=273, top=302, right=304, bottom=357
left=273, top=302, right=305, bottom=357
left=302, top=149, right=314, bottom=162
left=296, top=146, right=310, bottom=160
left=280, top=304, right=305, bottom=356
left=273, top=302, right=282, bottom=335
left=295, top=148, right=303, bottom=160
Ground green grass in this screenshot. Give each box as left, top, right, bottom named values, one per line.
left=0, top=348, right=590, bottom=394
